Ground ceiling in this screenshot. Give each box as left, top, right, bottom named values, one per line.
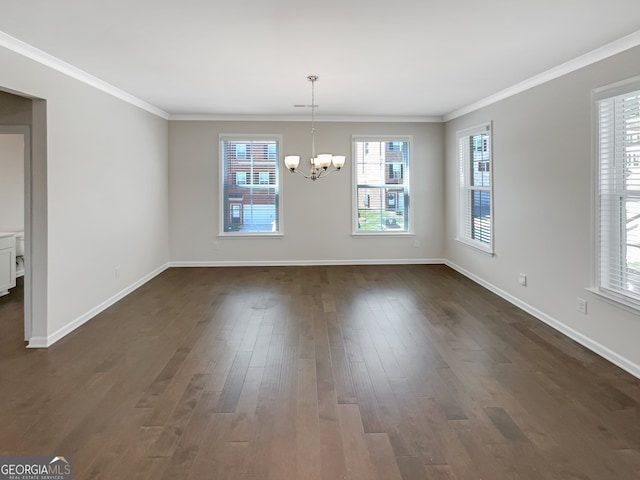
left=1, top=0, right=640, bottom=119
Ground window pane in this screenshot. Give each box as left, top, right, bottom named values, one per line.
left=354, top=139, right=410, bottom=233
left=267, top=143, right=277, bottom=161
left=624, top=198, right=640, bottom=293
left=471, top=190, right=491, bottom=244
left=470, top=132, right=490, bottom=187
left=222, top=139, right=279, bottom=234
left=357, top=186, right=405, bottom=231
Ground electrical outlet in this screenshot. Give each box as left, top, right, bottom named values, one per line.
left=576, top=297, right=587, bottom=314
left=115, top=265, right=121, bottom=278
left=413, top=239, right=420, bottom=248
left=518, top=273, right=527, bottom=286
left=213, top=241, right=219, bottom=250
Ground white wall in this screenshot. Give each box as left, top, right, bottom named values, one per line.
left=444, top=45, right=640, bottom=375
left=0, top=134, right=24, bottom=231
left=169, top=121, right=444, bottom=264
left=0, top=45, right=169, bottom=342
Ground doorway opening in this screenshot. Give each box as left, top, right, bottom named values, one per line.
left=0, top=88, right=47, bottom=346
left=0, top=127, right=30, bottom=340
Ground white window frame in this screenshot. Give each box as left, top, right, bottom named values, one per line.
left=592, top=76, right=640, bottom=311
left=352, top=135, right=413, bottom=236
left=219, top=134, right=283, bottom=237
left=456, top=122, right=494, bottom=254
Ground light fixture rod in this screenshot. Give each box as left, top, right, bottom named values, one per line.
left=309, top=75, right=317, bottom=160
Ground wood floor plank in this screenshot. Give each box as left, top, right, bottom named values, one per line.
left=423, top=464, right=458, bottom=480
left=325, top=312, right=358, bottom=404
left=483, top=406, right=528, bottom=443
left=348, top=360, right=385, bottom=434
left=313, top=310, right=349, bottom=480
left=240, top=328, right=284, bottom=477
left=149, top=373, right=208, bottom=457
left=228, top=366, right=265, bottom=442
left=365, top=433, right=404, bottom=480
left=396, top=455, right=427, bottom=480
left=268, top=345, right=298, bottom=480
left=337, top=404, right=379, bottom=480
left=215, top=351, right=252, bottom=413
left=295, top=358, right=321, bottom=480
left=155, top=390, right=220, bottom=479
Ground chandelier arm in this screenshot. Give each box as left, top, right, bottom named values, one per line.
left=322, top=166, right=338, bottom=177
left=291, top=168, right=312, bottom=180
left=319, top=168, right=335, bottom=180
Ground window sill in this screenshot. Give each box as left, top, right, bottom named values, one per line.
left=454, top=237, right=494, bottom=256
left=586, top=287, right=640, bottom=315
left=352, top=231, right=414, bottom=238
left=218, top=232, right=283, bottom=238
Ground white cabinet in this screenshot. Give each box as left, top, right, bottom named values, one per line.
left=0, top=234, right=16, bottom=297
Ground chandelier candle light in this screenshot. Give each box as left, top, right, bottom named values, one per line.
left=283, top=75, right=346, bottom=181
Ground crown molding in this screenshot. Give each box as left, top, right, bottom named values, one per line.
left=169, top=113, right=442, bottom=123
left=444, top=29, right=640, bottom=122
left=4, top=25, right=639, bottom=124
left=0, top=30, right=169, bottom=119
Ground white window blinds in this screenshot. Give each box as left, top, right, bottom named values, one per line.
left=597, top=88, right=640, bottom=303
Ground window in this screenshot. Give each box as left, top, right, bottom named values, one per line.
left=258, top=171, right=270, bottom=185
left=353, top=136, right=411, bottom=233
left=231, top=204, right=241, bottom=223
left=220, top=135, right=281, bottom=235
left=235, top=171, right=247, bottom=185
left=457, top=123, right=493, bottom=253
left=267, top=143, right=277, bottom=161
left=234, top=143, right=247, bottom=160
left=595, top=81, right=640, bottom=306
left=390, top=163, right=402, bottom=180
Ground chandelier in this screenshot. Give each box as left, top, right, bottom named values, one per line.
left=283, top=75, right=346, bottom=181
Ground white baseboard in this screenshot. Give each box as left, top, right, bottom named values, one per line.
left=27, top=262, right=170, bottom=348
left=445, top=260, right=640, bottom=379
left=169, top=258, right=447, bottom=268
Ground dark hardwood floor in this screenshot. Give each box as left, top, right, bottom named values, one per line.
left=0, top=265, right=638, bottom=479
